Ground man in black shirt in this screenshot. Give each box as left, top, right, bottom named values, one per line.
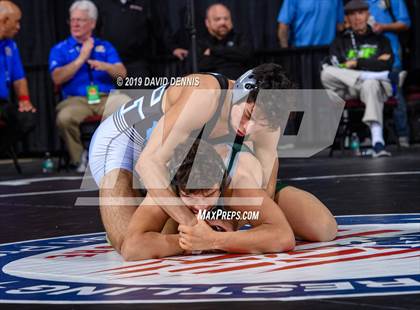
left=321, top=0, right=394, bottom=158
left=197, top=3, right=252, bottom=79
left=94, top=0, right=167, bottom=80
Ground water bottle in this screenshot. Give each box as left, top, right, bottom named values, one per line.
left=42, top=152, right=54, bottom=173
left=350, top=132, right=361, bottom=156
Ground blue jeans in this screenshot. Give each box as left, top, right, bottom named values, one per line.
left=392, top=70, right=410, bottom=138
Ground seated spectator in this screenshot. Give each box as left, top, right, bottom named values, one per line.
left=0, top=1, right=36, bottom=153
left=321, top=0, right=394, bottom=158
left=277, top=0, right=344, bottom=48
left=49, top=0, right=128, bottom=172
left=197, top=3, right=252, bottom=79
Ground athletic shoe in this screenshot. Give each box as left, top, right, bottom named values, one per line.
left=372, top=142, right=391, bottom=158
left=76, top=161, right=87, bottom=173
left=398, top=136, right=410, bottom=148
left=76, top=150, right=88, bottom=173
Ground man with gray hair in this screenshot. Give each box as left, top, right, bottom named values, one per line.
left=49, top=0, right=128, bottom=172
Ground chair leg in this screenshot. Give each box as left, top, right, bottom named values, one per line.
left=341, top=137, right=346, bottom=156
left=57, top=139, right=70, bottom=172
left=8, top=146, right=22, bottom=174
left=57, top=148, right=64, bottom=172
left=340, top=109, right=350, bottom=155
left=329, top=146, right=334, bottom=157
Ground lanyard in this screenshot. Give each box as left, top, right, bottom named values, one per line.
left=349, top=31, right=363, bottom=60
left=76, top=43, right=95, bottom=85
left=350, top=31, right=359, bottom=55
left=87, top=62, right=94, bottom=85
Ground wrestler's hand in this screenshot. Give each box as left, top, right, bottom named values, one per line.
left=178, top=219, right=217, bottom=251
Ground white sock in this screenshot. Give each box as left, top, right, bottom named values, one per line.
left=370, top=122, right=385, bottom=146
left=359, top=71, right=389, bottom=81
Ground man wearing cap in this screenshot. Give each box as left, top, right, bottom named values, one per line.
left=0, top=1, right=36, bottom=153
left=321, top=0, right=394, bottom=158
left=49, top=0, right=128, bottom=172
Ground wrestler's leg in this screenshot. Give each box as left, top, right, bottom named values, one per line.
left=221, top=145, right=334, bottom=242
left=99, top=168, right=141, bottom=253
left=274, top=186, right=337, bottom=242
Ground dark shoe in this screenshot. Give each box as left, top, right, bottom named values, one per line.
left=372, top=143, right=391, bottom=158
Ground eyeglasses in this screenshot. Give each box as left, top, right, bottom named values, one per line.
left=68, top=18, right=90, bottom=25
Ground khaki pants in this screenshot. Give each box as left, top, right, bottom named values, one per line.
left=321, top=66, right=392, bottom=126
left=56, top=92, right=130, bottom=165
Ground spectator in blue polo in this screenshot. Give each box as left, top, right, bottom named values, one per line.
left=49, top=0, right=128, bottom=172
left=0, top=1, right=36, bottom=152
left=365, top=0, right=411, bottom=147
left=277, top=0, right=345, bottom=47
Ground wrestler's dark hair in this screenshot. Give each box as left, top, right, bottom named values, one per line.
left=169, top=138, right=229, bottom=195
left=248, top=63, right=296, bottom=130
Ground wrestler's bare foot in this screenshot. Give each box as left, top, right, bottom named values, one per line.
left=275, top=186, right=337, bottom=242
left=99, top=169, right=142, bottom=252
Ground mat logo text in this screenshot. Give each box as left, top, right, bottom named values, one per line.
left=0, top=214, right=419, bottom=303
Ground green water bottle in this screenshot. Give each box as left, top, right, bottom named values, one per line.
left=350, top=132, right=361, bottom=156
left=42, top=152, right=54, bottom=173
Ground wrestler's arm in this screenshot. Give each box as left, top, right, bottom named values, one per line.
left=179, top=153, right=295, bottom=254
left=266, top=158, right=279, bottom=199
left=120, top=194, right=184, bottom=261
left=179, top=190, right=295, bottom=254
left=136, top=82, right=220, bottom=226
left=252, top=128, right=281, bottom=199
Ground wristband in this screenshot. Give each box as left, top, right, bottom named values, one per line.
left=18, top=95, right=30, bottom=101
